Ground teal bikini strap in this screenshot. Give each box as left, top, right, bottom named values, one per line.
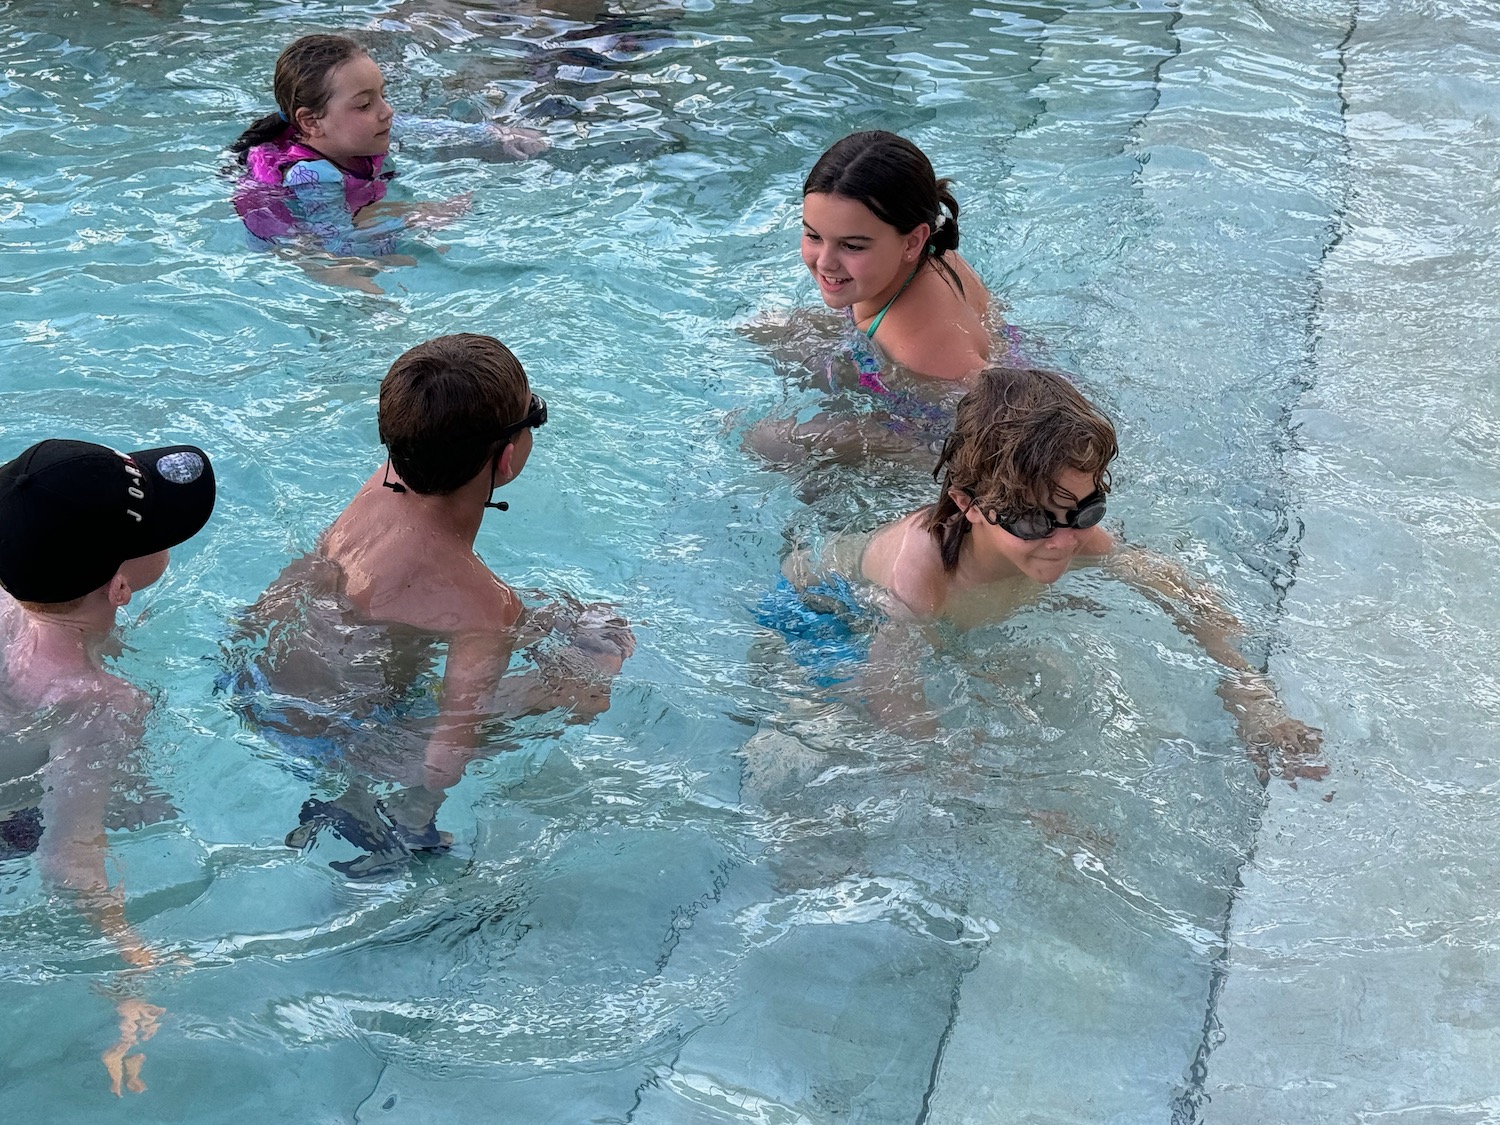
left=864, top=258, right=926, bottom=340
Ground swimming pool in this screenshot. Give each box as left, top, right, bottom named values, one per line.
left=3, top=0, right=1497, bottom=1120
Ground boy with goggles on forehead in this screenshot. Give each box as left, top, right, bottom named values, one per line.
left=816, top=365, right=1323, bottom=779
left=231, top=334, right=631, bottom=873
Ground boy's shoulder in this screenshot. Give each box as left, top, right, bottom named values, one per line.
left=863, top=513, right=948, bottom=619
left=435, top=559, right=524, bottom=633
left=0, top=598, right=144, bottom=716
left=1, top=654, right=147, bottom=734
left=344, top=547, right=522, bottom=636
left=321, top=480, right=524, bottom=635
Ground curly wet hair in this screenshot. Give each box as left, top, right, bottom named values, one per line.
left=922, top=367, right=1118, bottom=572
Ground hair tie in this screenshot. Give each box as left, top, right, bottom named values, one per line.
left=277, top=109, right=288, bottom=123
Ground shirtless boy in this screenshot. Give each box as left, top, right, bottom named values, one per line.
left=0, top=437, right=216, bottom=1094
left=797, top=366, right=1324, bottom=778
left=233, top=334, right=631, bottom=872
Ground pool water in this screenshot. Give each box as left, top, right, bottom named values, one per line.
left=2, top=0, right=1497, bottom=1121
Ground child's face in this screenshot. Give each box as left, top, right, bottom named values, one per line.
left=966, top=467, right=1106, bottom=585
left=300, top=54, right=394, bottom=164
left=800, top=192, right=926, bottom=310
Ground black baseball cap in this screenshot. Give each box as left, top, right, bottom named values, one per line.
left=0, top=439, right=217, bottom=604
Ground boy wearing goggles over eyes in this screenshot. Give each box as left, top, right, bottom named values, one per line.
left=810, top=365, right=1323, bottom=780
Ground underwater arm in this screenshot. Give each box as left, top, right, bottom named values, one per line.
left=1105, top=545, right=1326, bottom=781
left=381, top=629, right=511, bottom=841
left=391, top=113, right=548, bottom=161
left=852, top=621, right=941, bottom=739
left=390, top=629, right=517, bottom=836
left=387, top=610, right=633, bottom=838
left=36, top=708, right=159, bottom=962
left=490, top=600, right=636, bottom=721
left=355, top=193, right=473, bottom=233
left=36, top=705, right=167, bottom=1094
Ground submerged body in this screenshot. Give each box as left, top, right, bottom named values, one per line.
left=747, top=131, right=999, bottom=472
left=0, top=438, right=217, bottom=1096
left=231, top=335, right=630, bottom=871
left=780, top=369, right=1326, bottom=780
left=234, top=134, right=398, bottom=255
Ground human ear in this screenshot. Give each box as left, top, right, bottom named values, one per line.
left=948, top=488, right=980, bottom=524
left=294, top=106, right=322, bottom=137
left=904, top=223, right=932, bottom=261
left=107, top=573, right=133, bottom=610
left=497, top=441, right=518, bottom=485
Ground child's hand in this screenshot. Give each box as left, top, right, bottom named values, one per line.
left=485, top=124, right=549, bottom=161
left=1218, top=673, right=1328, bottom=782
left=101, top=997, right=163, bottom=1096
left=405, top=193, right=473, bottom=231
left=525, top=602, right=635, bottom=718
left=571, top=604, right=636, bottom=676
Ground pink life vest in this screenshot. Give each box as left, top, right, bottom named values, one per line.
left=234, top=132, right=389, bottom=242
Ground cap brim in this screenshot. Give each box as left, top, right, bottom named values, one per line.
left=128, top=445, right=217, bottom=556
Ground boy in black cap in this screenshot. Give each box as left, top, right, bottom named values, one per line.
left=0, top=439, right=216, bottom=707
left=0, top=437, right=216, bottom=1096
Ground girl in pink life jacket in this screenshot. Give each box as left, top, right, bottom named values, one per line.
left=230, top=35, right=409, bottom=257
left=230, top=34, right=538, bottom=266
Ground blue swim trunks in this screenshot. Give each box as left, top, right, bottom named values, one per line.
left=215, top=658, right=432, bottom=782
left=756, top=574, right=881, bottom=687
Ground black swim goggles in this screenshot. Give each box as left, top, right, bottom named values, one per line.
left=966, top=488, right=1107, bottom=541
left=495, top=394, right=548, bottom=443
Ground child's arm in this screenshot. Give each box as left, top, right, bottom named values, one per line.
left=385, top=607, right=634, bottom=840
left=489, top=599, right=636, bottom=721
left=392, top=113, right=548, bottom=162
left=848, top=620, right=941, bottom=739
left=390, top=628, right=517, bottom=838
left=37, top=703, right=156, bottom=955
left=355, top=192, right=472, bottom=233
left=1104, top=545, right=1327, bottom=781
left=37, top=700, right=169, bottom=1095
left=425, top=629, right=518, bottom=793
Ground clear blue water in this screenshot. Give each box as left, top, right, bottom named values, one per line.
left=2, top=0, right=1495, bottom=1121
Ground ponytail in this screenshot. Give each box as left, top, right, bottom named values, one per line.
left=230, top=111, right=290, bottom=164
left=928, top=179, right=961, bottom=258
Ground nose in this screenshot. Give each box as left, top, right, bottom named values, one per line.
left=378, top=96, right=394, bottom=122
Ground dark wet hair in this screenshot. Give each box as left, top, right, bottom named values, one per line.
left=803, top=131, right=962, bottom=259
left=229, top=34, right=369, bottom=164
left=378, top=334, right=532, bottom=495
left=923, top=367, right=1118, bottom=572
